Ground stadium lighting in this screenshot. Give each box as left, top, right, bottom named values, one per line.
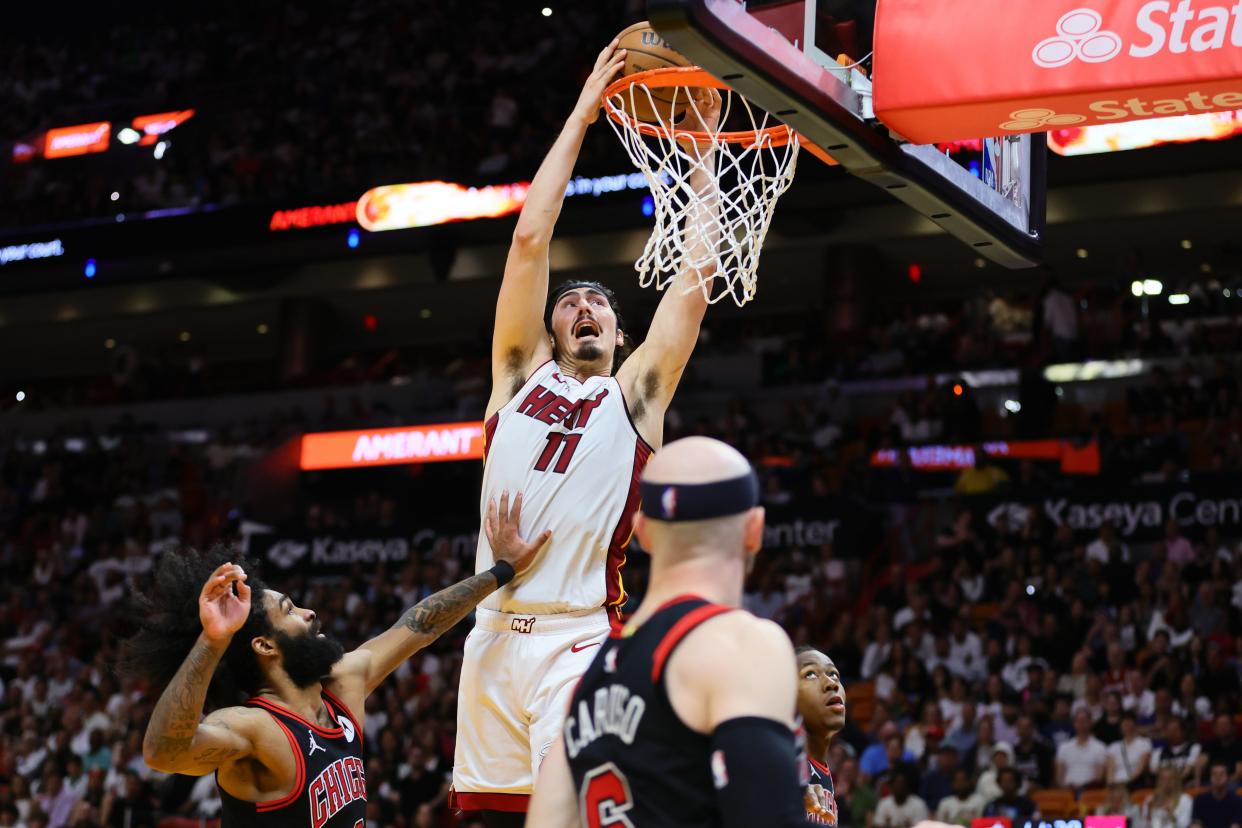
left=1168, top=293, right=1190, bottom=305
left=347, top=228, right=361, bottom=249
left=974, top=258, right=986, bottom=269
left=84, top=259, right=97, bottom=279
left=1004, top=399, right=1021, bottom=413
left=15, top=391, right=25, bottom=403
left=1226, top=289, right=1233, bottom=298
left=117, top=127, right=141, bottom=145
left=1180, top=239, right=1193, bottom=250
left=257, top=323, right=269, bottom=335
left=104, top=338, right=116, bottom=349
left=541, top=7, right=552, bottom=16
left=1131, top=281, right=1143, bottom=297
left=179, top=331, right=191, bottom=342
left=153, top=141, right=168, bottom=160
left=641, top=195, right=654, bottom=217
left=420, top=309, right=432, bottom=319
left=1143, top=279, right=1163, bottom=296
left=1076, top=248, right=1088, bottom=259
left=110, top=191, right=119, bottom=202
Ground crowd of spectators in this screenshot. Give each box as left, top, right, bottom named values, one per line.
left=0, top=366, right=1238, bottom=828
left=739, top=494, right=1242, bottom=828
left=0, top=0, right=645, bottom=229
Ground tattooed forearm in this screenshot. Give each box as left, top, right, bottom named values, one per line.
left=143, top=635, right=225, bottom=765
left=396, top=571, right=499, bottom=640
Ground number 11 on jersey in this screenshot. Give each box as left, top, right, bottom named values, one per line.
left=533, top=432, right=581, bottom=474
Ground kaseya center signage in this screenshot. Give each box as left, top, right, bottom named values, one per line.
left=984, top=483, right=1242, bottom=540
left=874, top=0, right=1242, bottom=142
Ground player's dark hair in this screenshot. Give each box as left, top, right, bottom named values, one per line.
left=544, top=280, right=633, bottom=373
left=118, top=544, right=274, bottom=712
left=795, top=645, right=822, bottom=657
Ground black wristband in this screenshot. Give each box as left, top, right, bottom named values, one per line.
left=489, top=560, right=515, bottom=587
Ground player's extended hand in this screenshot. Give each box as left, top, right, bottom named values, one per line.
left=485, top=490, right=551, bottom=577
left=678, top=86, right=723, bottom=150
left=574, top=38, right=627, bottom=126
left=199, top=562, right=251, bottom=645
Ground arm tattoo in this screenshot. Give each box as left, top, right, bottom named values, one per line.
left=395, top=571, right=499, bottom=640
left=143, top=637, right=224, bottom=765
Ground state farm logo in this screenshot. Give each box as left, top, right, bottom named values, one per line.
left=1033, top=9, right=1123, bottom=67
left=1000, top=107, right=1087, bottom=131
left=1033, top=1, right=1242, bottom=69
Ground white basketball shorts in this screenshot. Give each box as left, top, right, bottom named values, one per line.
left=450, top=606, right=610, bottom=812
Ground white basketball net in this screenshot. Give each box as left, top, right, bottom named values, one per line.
left=603, top=74, right=800, bottom=307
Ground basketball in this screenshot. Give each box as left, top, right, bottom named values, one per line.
left=615, top=21, right=691, bottom=123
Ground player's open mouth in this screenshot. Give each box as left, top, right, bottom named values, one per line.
left=574, top=319, right=600, bottom=339
left=826, top=696, right=844, bottom=710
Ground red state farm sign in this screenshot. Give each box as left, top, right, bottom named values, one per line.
left=873, top=0, right=1242, bottom=143
left=300, top=422, right=485, bottom=470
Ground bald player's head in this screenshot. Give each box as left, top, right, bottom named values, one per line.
left=634, top=437, right=765, bottom=563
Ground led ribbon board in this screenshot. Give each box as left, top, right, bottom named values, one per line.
left=300, top=422, right=485, bottom=470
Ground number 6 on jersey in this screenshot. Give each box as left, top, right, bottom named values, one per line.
left=581, top=763, right=635, bottom=828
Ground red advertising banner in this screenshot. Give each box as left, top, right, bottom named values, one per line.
left=874, top=0, right=1242, bottom=143
left=972, top=819, right=1011, bottom=828
left=43, top=122, right=111, bottom=159
left=300, top=422, right=485, bottom=470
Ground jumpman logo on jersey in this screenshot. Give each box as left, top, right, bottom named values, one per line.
left=308, top=733, right=326, bottom=756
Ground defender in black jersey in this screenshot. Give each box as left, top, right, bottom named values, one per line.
left=527, top=436, right=823, bottom=828
left=796, top=647, right=847, bottom=825
left=121, top=494, right=547, bottom=828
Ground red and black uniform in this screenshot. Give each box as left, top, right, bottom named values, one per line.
left=565, top=595, right=734, bottom=827
left=805, top=755, right=838, bottom=825
left=219, top=690, right=366, bottom=828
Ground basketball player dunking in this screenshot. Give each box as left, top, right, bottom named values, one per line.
left=451, top=39, right=722, bottom=826
left=527, top=437, right=823, bottom=827
left=123, top=495, right=543, bottom=828
left=797, top=646, right=847, bottom=825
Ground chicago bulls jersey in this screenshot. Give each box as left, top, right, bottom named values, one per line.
left=805, top=756, right=838, bottom=825
left=218, top=691, right=365, bottom=828
left=477, top=360, right=652, bottom=617
left=565, top=596, right=735, bottom=828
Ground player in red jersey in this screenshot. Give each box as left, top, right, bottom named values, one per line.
left=122, top=495, right=543, bottom=828
left=797, top=646, right=847, bottom=825
left=528, top=437, right=826, bottom=828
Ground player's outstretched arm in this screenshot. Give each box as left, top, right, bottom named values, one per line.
left=142, top=563, right=258, bottom=776
left=668, top=612, right=822, bottom=827
left=527, top=735, right=581, bottom=828
left=618, top=89, right=722, bottom=447
left=488, top=40, right=626, bottom=417
left=350, top=492, right=551, bottom=694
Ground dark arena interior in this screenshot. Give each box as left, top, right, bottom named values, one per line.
left=0, top=2, right=1241, bottom=828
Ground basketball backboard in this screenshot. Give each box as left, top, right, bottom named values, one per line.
left=648, top=0, right=1046, bottom=268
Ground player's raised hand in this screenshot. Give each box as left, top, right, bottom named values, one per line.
left=199, top=563, right=251, bottom=644
left=679, top=85, right=723, bottom=148
left=574, top=38, right=626, bottom=126
left=485, top=490, right=551, bottom=577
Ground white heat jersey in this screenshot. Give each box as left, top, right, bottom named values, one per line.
left=476, top=360, right=652, bottom=617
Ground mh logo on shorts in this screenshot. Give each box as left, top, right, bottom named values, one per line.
left=1032, top=9, right=1122, bottom=67
left=511, top=616, right=536, bottom=634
